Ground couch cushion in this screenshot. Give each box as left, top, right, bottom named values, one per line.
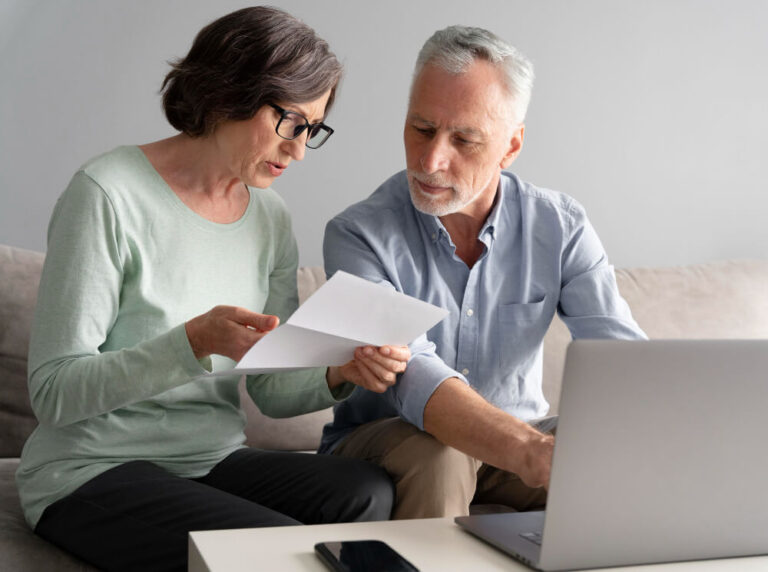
left=542, top=259, right=768, bottom=414
left=0, top=459, right=98, bottom=571
left=239, top=378, right=334, bottom=451
left=0, top=245, right=43, bottom=457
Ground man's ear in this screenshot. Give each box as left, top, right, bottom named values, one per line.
left=500, top=124, right=524, bottom=169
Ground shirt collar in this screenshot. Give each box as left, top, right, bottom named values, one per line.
left=416, top=207, right=446, bottom=244
left=415, top=175, right=508, bottom=245
left=480, top=178, right=505, bottom=241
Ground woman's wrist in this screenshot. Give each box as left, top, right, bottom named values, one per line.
left=326, top=366, right=346, bottom=389
left=185, top=319, right=206, bottom=359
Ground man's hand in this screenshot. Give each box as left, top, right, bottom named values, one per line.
left=185, top=305, right=279, bottom=362
left=327, top=345, right=411, bottom=392
left=518, top=432, right=555, bottom=489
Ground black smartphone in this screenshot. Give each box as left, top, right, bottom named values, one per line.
left=314, top=539, right=419, bottom=572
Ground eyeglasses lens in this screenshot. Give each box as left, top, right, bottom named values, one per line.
left=277, top=114, right=305, bottom=140
left=307, top=125, right=330, bottom=149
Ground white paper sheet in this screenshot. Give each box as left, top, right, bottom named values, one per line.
left=204, top=271, right=448, bottom=376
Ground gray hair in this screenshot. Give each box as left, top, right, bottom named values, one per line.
left=162, top=6, right=342, bottom=137
left=414, top=26, right=534, bottom=123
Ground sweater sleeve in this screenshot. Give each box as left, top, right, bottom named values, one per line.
left=27, top=172, right=210, bottom=428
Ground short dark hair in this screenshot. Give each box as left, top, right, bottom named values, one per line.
left=161, top=6, right=343, bottom=136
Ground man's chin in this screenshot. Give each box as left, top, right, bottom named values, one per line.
left=407, top=176, right=463, bottom=216
left=410, top=193, right=458, bottom=217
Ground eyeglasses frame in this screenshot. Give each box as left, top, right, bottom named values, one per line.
left=268, top=103, right=334, bottom=149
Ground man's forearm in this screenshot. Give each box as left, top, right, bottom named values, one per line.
left=423, top=377, right=554, bottom=487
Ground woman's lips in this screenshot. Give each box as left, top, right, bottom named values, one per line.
left=267, top=161, right=286, bottom=176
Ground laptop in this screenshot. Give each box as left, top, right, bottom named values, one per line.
left=456, top=339, right=768, bottom=570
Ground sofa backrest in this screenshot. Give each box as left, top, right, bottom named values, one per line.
left=541, top=260, right=768, bottom=414
left=0, top=245, right=44, bottom=457
left=2, top=243, right=768, bottom=455
left=241, top=260, right=768, bottom=448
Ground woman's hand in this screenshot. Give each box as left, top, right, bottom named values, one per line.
left=327, top=345, right=411, bottom=393
left=185, top=305, right=279, bottom=362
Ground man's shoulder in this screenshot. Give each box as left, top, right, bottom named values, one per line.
left=331, top=170, right=413, bottom=229
left=503, top=172, right=586, bottom=224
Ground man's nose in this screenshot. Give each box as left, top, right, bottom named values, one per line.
left=420, top=136, right=450, bottom=174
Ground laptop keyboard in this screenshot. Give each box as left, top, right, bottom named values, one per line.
left=520, top=531, right=543, bottom=545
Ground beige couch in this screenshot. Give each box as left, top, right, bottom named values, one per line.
left=2, top=242, right=767, bottom=570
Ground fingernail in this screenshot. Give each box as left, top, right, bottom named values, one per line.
left=380, top=346, right=391, bottom=356
left=364, top=347, right=375, bottom=356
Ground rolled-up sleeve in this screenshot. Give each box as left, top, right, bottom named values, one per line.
left=388, top=334, right=467, bottom=429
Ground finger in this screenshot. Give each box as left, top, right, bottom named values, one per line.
left=359, top=345, right=410, bottom=365
left=354, top=352, right=398, bottom=386
left=355, top=347, right=406, bottom=375
left=377, top=345, right=411, bottom=362
left=233, top=307, right=280, bottom=332
left=354, top=359, right=389, bottom=393
left=226, top=322, right=265, bottom=361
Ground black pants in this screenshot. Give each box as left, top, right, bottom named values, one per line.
left=35, top=448, right=394, bottom=572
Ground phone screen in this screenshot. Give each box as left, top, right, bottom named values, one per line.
left=315, top=539, right=419, bottom=572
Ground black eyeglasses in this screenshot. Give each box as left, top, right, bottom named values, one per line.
left=269, top=104, right=334, bottom=149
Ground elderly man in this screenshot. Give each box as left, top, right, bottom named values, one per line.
left=319, top=26, right=647, bottom=519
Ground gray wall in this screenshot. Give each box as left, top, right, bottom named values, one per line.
left=2, top=0, right=766, bottom=268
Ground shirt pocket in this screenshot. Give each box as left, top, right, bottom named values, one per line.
left=497, top=297, right=550, bottom=371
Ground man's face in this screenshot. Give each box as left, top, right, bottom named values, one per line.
left=404, top=60, right=523, bottom=217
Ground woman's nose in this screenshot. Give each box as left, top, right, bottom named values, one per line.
left=284, top=135, right=306, bottom=161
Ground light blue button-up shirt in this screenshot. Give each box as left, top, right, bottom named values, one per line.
left=318, top=170, right=646, bottom=453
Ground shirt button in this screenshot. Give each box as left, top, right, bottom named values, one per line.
left=462, top=368, right=470, bottom=376
left=466, top=309, right=474, bottom=317
left=431, top=233, right=437, bottom=240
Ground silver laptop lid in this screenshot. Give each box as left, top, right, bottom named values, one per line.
left=540, top=339, right=768, bottom=571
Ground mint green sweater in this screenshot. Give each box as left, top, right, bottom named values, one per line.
left=16, top=146, right=349, bottom=528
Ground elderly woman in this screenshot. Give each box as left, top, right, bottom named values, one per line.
left=16, top=7, right=408, bottom=571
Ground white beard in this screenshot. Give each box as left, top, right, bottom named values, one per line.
left=406, top=170, right=489, bottom=217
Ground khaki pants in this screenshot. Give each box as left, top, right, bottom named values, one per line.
left=333, top=417, right=548, bottom=520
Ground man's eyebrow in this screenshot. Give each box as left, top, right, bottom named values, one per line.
left=408, top=113, right=435, bottom=126
left=408, top=113, right=485, bottom=138
left=454, top=126, right=484, bottom=138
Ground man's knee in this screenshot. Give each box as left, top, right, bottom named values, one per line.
left=387, top=429, right=477, bottom=487
left=333, top=419, right=479, bottom=517
left=384, top=430, right=479, bottom=518
left=336, top=419, right=477, bottom=487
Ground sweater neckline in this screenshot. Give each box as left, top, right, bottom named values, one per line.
left=128, top=145, right=255, bottom=233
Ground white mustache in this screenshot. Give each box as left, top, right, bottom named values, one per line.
left=407, top=170, right=455, bottom=191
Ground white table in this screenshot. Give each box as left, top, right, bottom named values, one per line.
left=188, top=517, right=768, bottom=571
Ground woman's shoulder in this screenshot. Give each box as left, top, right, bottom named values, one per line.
left=77, top=146, right=150, bottom=188
left=63, top=145, right=172, bottom=217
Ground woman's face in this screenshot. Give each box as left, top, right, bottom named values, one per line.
left=215, top=90, right=332, bottom=189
